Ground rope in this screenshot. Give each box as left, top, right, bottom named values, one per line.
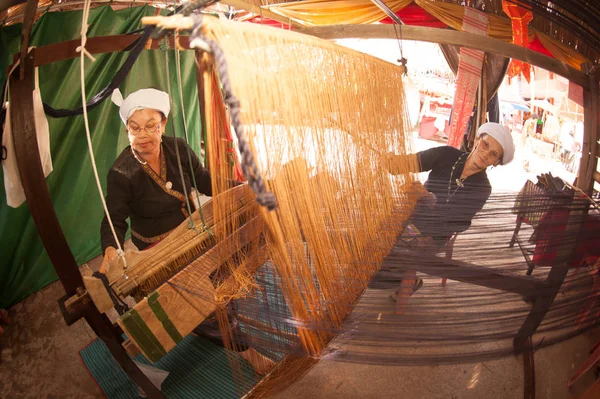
left=75, top=0, right=96, bottom=63
left=77, top=0, right=127, bottom=268
left=190, top=15, right=277, bottom=211
left=392, top=24, right=407, bottom=75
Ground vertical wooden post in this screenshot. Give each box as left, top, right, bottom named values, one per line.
left=10, top=50, right=165, bottom=399
left=201, top=52, right=217, bottom=189
left=18, top=0, right=39, bottom=80
left=467, top=54, right=487, bottom=150
left=195, top=49, right=209, bottom=170
left=513, top=206, right=586, bottom=352
left=523, top=337, right=535, bottom=399
left=475, top=79, right=483, bottom=133
left=480, top=54, right=488, bottom=127
left=576, top=70, right=599, bottom=195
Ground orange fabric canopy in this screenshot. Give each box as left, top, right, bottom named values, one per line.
left=266, top=0, right=588, bottom=71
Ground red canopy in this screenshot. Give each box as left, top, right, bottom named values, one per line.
left=379, top=4, right=446, bottom=28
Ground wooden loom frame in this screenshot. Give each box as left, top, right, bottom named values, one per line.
left=7, top=6, right=599, bottom=398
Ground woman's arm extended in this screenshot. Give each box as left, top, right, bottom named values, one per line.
left=384, top=152, right=421, bottom=175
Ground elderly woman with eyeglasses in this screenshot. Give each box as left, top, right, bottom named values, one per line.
left=99, top=88, right=274, bottom=375
left=99, top=88, right=212, bottom=264
left=386, top=122, right=515, bottom=294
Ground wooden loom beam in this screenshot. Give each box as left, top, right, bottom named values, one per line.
left=576, top=71, right=599, bottom=195
left=16, top=34, right=191, bottom=67
left=9, top=48, right=166, bottom=399
left=388, top=248, right=550, bottom=296
left=298, top=24, right=589, bottom=89
left=20, top=26, right=586, bottom=91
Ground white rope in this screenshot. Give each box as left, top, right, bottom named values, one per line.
left=76, top=1, right=96, bottom=63
left=78, top=0, right=127, bottom=268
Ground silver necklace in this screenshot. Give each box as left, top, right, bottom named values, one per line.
left=447, top=153, right=468, bottom=203
left=131, top=147, right=147, bottom=165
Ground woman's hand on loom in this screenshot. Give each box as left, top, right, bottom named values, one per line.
left=410, top=181, right=436, bottom=205
left=99, top=246, right=117, bottom=274
left=382, top=152, right=419, bottom=175
left=410, top=181, right=426, bottom=195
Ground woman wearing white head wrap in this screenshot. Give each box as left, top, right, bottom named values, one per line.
left=386, top=122, right=514, bottom=294
left=100, top=88, right=210, bottom=256
left=100, top=88, right=273, bottom=374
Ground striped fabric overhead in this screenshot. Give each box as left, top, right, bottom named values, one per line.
left=446, top=7, right=488, bottom=149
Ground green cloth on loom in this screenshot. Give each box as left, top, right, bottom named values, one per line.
left=80, top=267, right=292, bottom=399
left=80, top=335, right=259, bottom=399
left=0, top=5, right=205, bottom=308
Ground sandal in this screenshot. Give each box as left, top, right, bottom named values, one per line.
left=389, top=278, right=424, bottom=302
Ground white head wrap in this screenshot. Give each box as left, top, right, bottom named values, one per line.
left=111, top=88, right=171, bottom=125
left=476, top=122, right=515, bottom=165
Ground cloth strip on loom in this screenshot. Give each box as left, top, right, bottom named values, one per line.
left=446, top=7, right=488, bottom=149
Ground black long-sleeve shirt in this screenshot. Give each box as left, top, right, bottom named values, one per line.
left=411, top=146, right=491, bottom=240
left=100, top=136, right=211, bottom=252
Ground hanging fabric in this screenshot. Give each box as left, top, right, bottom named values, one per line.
left=502, top=0, right=533, bottom=82
left=2, top=64, right=53, bottom=208
left=446, top=7, right=488, bottom=149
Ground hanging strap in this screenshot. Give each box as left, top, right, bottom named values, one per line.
left=92, top=271, right=130, bottom=315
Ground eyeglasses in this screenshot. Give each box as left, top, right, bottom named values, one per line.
left=479, top=138, right=501, bottom=160
left=127, top=123, right=161, bottom=136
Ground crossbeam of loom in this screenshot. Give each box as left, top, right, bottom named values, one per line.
left=138, top=14, right=588, bottom=88
left=385, top=248, right=553, bottom=297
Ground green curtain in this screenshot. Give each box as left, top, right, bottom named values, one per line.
left=0, top=5, right=204, bottom=308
